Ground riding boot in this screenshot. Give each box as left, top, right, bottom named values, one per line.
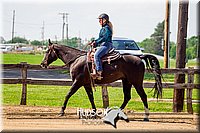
left=91, top=71, right=103, bottom=80
left=96, top=71, right=102, bottom=80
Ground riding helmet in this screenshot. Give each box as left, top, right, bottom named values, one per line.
left=98, top=13, right=109, bottom=22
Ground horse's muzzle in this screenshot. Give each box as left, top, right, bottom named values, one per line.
left=40, top=61, right=48, bottom=68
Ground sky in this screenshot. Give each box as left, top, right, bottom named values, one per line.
left=0, top=0, right=198, bottom=43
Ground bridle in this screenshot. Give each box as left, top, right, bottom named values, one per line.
left=48, top=45, right=59, bottom=58
left=43, top=45, right=59, bottom=65
left=43, top=44, right=83, bottom=67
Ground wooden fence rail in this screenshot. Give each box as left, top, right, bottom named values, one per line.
left=1, top=62, right=200, bottom=114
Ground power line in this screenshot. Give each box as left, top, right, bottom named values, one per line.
left=4, top=19, right=61, bottom=26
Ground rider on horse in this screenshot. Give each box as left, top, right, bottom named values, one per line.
left=90, top=13, right=114, bottom=80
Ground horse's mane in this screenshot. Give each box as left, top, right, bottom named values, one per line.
left=52, top=43, right=87, bottom=66
left=53, top=43, right=87, bottom=54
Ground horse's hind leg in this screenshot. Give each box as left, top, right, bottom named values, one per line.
left=134, top=84, right=149, bottom=121
left=60, top=79, right=82, bottom=116
left=120, top=79, right=132, bottom=109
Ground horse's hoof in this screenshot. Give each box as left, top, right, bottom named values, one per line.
left=125, top=119, right=129, bottom=123
left=143, top=118, right=149, bottom=121
left=59, top=112, right=65, bottom=117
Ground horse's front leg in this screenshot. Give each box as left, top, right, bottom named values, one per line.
left=60, top=79, right=82, bottom=116
left=84, top=84, right=97, bottom=112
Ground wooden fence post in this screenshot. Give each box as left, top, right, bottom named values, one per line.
left=102, top=86, right=109, bottom=108
left=20, top=62, right=28, bottom=105
left=173, top=0, right=189, bottom=112
left=187, top=67, right=194, bottom=114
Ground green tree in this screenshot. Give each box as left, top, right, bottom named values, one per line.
left=138, top=38, right=156, bottom=53
left=186, top=45, right=197, bottom=59
left=186, top=36, right=198, bottom=59
left=6, top=37, right=29, bottom=44
left=150, top=20, right=165, bottom=56
left=31, top=40, right=42, bottom=46
left=139, top=20, right=164, bottom=55
left=187, top=36, right=198, bottom=47
left=61, top=37, right=82, bottom=49
left=169, top=41, right=176, bottom=59
left=169, top=36, right=198, bottom=59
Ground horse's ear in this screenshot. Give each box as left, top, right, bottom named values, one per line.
left=48, top=39, right=52, bottom=46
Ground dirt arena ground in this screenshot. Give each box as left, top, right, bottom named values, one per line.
left=1, top=105, right=199, bottom=132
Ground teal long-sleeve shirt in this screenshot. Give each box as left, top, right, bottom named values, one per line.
left=95, top=24, right=112, bottom=47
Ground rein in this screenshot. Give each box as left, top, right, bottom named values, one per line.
left=64, top=54, right=85, bottom=67
left=45, top=44, right=96, bottom=92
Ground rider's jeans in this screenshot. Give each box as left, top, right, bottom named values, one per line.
left=94, top=42, right=112, bottom=72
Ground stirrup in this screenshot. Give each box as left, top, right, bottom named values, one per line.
left=91, top=73, right=103, bottom=80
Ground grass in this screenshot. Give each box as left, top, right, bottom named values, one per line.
left=1, top=53, right=199, bottom=113
left=1, top=53, right=198, bottom=68
left=2, top=84, right=199, bottom=113
left=1, top=53, right=64, bottom=65
left=1, top=53, right=198, bottom=83
left=159, top=59, right=198, bottom=68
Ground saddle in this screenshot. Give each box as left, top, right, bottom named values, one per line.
left=87, top=48, right=121, bottom=80
left=87, top=48, right=121, bottom=64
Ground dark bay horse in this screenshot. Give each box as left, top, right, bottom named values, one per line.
left=41, top=39, right=162, bottom=121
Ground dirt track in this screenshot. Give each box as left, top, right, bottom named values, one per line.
left=1, top=106, right=199, bottom=132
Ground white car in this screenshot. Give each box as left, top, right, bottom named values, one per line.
left=112, top=37, right=143, bottom=56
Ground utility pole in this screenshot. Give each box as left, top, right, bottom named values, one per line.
left=41, top=21, right=45, bottom=45
left=59, top=13, right=65, bottom=42
left=11, top=10, right=15, bottom=43
left=78, top=30, right=81, bottom=49
left=164, top=0, right=171, bottom=68
left=66, top=13, right=69, bottom=44
left=173, top=0, right=189, bottom=112
left=59, top=13, right=69, bottom=43
left=197, top=2, right=200, bottom=64
left=55, top=35, right=58, bottom=43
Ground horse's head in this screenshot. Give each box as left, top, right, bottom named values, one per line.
left=41, top=39, right=59, bottom=68
left=102, top=108, right=129, bottom=128
left=118, top=109, right=129, bottom=122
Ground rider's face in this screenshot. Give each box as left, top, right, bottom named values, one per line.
left=99, top=18, right=103, bottom=25
left=99, top=18, right=106, bottom=26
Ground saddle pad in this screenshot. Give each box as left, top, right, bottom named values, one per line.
left=101, top=50, right=122, bottom=64
left=108, top=48, right=115, bottom=53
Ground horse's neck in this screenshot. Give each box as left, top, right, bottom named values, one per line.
left=56, top=45, right=85, bottom=64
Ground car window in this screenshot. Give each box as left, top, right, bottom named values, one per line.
left=112, top=40, right=125, bottom=50
left=112, top=40, right=140, bottom=50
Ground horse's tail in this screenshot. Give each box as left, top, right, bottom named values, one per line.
left=140, top=54, right=163, bottom=99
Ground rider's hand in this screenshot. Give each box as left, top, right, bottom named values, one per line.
left=90, top=41, right=95, bottom=47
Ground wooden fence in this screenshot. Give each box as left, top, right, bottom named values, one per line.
left=2, top=62, right=200, bottom=114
